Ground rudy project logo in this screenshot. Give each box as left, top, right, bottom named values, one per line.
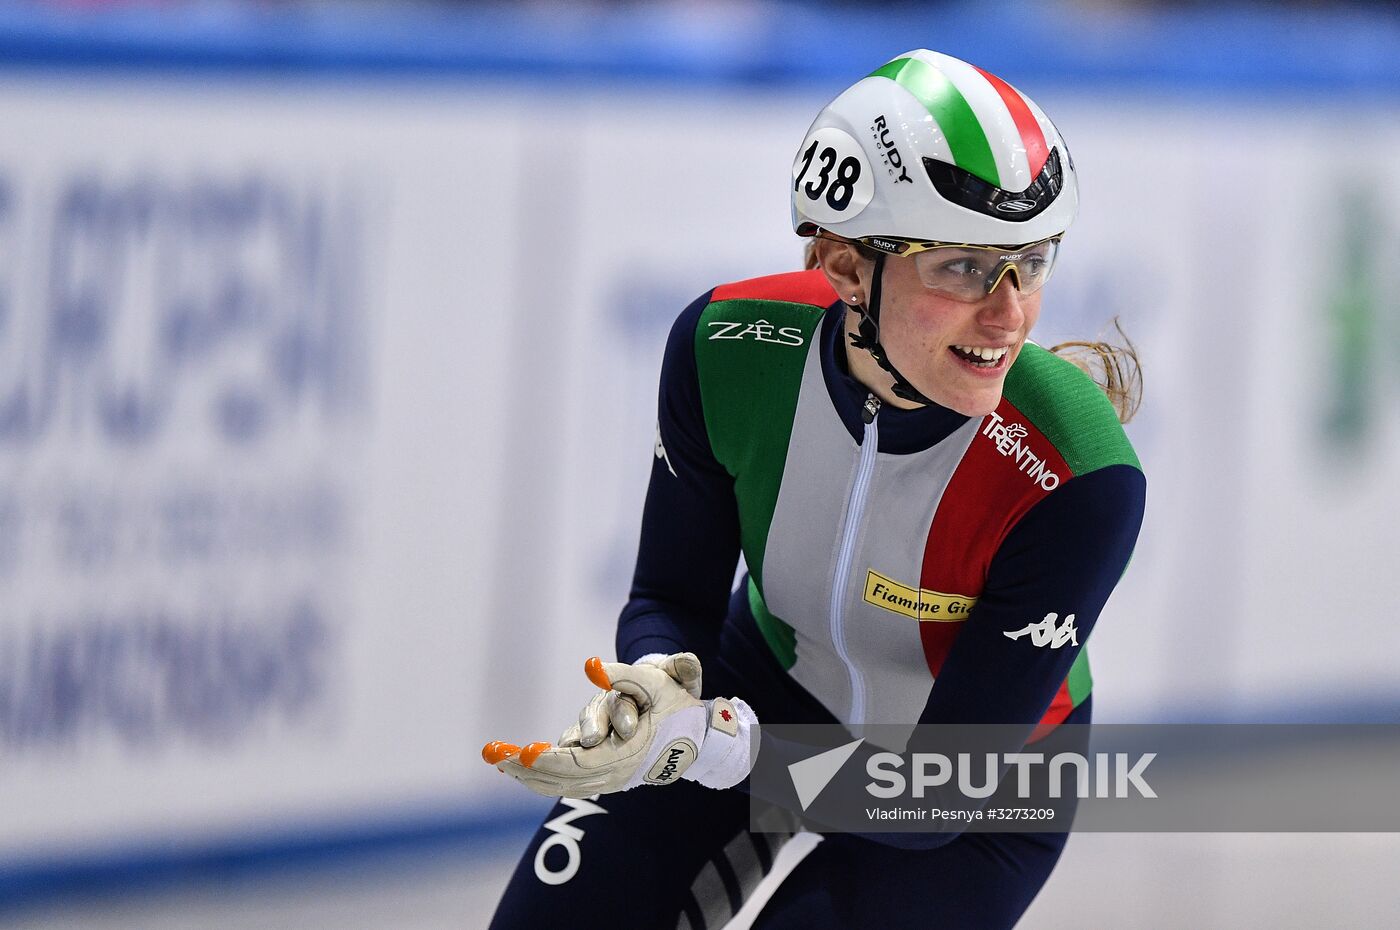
left=863, top=570, right=976, bottom=622
left=982, top=411, right=1061, bottom=491
left=870, top=115, right=913, bottom=185
left=865, top=236, right=907, bottom=255
left=788, top=738, right=865, bottom=811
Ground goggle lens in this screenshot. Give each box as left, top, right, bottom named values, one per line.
left=909, top=239, right=1060, bottom=301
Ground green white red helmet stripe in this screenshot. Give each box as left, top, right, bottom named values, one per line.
left=870, top=53, right=1055, bottom=193
left=972, top=65, right=1051, bottom=178
left=920, top=51, right=1043, bottom=189
left=869, top=56, right=1002, bottom=188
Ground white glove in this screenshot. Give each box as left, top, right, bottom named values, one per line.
left=554, top=652, right=703, bottom=749
left=482, top=655, right=758, bottom=799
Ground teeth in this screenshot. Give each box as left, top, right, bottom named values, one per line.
left=954, top=344, right=1008, bottom=362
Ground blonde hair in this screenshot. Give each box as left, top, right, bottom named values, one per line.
left=800, top=242, right=1143, bottom=424
left=1048, top=319, right=1142, bottom=424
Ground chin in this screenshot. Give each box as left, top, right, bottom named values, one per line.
left=942, top=388, right=1003, bottom=418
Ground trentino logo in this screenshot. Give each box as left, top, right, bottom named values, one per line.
left=788, top=738, right=865, bottom=811
left=982, top=411, right=1061, bottom=491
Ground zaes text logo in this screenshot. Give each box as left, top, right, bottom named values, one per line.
left=707, top=320, right=805, bottom=346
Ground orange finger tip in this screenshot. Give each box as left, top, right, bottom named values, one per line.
left=518, top=742, right=552, bottom=768
left=482, top=741, right=521, bottom=765
left=584, top=656, right=612, bottom=690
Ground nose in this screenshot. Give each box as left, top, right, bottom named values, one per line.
left=977, top=271, right=1026, bottom=332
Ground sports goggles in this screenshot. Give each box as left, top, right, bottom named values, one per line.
left=819, top=233, right=1062, bottom=303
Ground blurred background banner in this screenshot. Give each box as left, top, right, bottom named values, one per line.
left=0, top=2, right=1398, bottom=926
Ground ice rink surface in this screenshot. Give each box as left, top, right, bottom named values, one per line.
left=5, top=832, right=1398, bottom=929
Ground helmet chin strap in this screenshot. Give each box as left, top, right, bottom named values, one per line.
left=846, top=252, right=934, bottom=407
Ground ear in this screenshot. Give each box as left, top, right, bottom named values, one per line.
left=813, top=238, right=867, bottom=304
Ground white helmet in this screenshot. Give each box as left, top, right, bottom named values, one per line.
left=792, top=49, right=1077, bottom=248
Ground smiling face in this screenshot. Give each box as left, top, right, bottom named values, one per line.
left=816, top=237, right=1041, bottom=417
left=860, top=250, right=1041, bottom=416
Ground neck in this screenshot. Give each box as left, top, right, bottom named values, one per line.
left=842, top=307, right=924, bottom=410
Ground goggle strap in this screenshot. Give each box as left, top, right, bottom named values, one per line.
left=848, top=253, right=933, bottom=408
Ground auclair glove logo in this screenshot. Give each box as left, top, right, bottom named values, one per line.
left=645, top=739, right=697, bottom=784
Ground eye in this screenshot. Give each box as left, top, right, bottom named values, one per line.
left=939, top=258, right=986, bottom=279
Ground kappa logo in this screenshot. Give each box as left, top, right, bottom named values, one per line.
left=982, top=411, right=1061, bottom=491
left=533, top=795, right=607, bottom=886
left=707, top=319, right=805, bottom=346
left=1004, top=612, right=1078, bottom=648
left=654, top=422, right=677, bottom=477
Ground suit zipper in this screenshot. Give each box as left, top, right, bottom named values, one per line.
left=829, top=393, right=881, bottom=725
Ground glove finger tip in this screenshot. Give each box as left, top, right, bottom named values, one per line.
left=584, top=656, right=612, bottom=690
left=482, top=741, right=521, bottom=765
left=518, top=741, right=552, bottom=768
left=610, top=704, right=639, bottom=736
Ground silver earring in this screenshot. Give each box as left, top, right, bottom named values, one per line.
left=850, top=295, right=861, bottom=304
